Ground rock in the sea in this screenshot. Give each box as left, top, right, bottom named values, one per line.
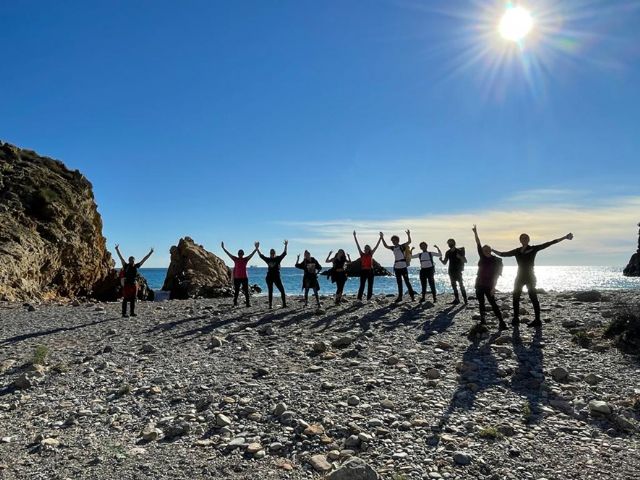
left=162, top=237, right=232, bottom=299
left=622, top=224, right=640, bottom=277
left=327, top=457, right=379, bottom=480
left=0, top=143, right=114, bottom=301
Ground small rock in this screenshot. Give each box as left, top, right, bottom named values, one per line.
left=309, top=454, right=332, bottom=473
left=312, top=341, right=329, bottom=353
left=425, top=368, right=441, bottom=380
left=588, top=400, right=612, bottom=416
left=246, top=442, right=262, bottom=454
left=273, top=402, right=287, bottom=417
left=141, top=343, right=156, bottom=354
left=216, top=413, right=232, bottom=427
left=551, top=367, right=569, bottom=382
left=209, top=336, right=224, bottom=348
left=347, top=395, right=361, bottom=406
left=584, top=373, right=602, bottom=385
left=327, top=457, right=379, bottom=480
left=331, top=336, right=354, bottom=348
left=453, top=451, right=472, bottom=466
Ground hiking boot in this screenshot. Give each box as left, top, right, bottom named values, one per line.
left=131, top=313, right=138, bottom=317
left=527, top=319, right=542, bottom=329
left=394, top=296, right=403, bottom=303
left=122, top=314, right=129, bottom=318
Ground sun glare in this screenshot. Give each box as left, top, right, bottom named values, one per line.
left=499, top=5, right=533, bottom=42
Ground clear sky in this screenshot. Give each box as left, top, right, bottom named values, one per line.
left=1, top=0, right=639, bottom=267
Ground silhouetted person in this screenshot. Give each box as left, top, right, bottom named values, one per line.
left=472, top=225, right=506, bottom=330
left=440, top=238, right=467, bottom=304
left=381, top=230, right=415, bottom=303
left=257, top=240, right=288, bottom=309
left=296, top=250, right=322, bottom=308
left=115, top=244, right=154, bottom=317
left=221, top=241, right=259, bottom=307
left=493, top=231, right=573, bottom=328
left=412, top=241, right=442, bottom=303
left=353, top=231, right=382, bottom=301
left=326, top=249, right=350, bottom=305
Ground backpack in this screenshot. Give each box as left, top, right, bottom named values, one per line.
left=457, top=247, right=466, bottom=271
left=403, top=246, right=413, bottom=265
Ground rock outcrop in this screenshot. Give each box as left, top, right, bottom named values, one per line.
left=0, top=142, right=113, bottom=301
left=162, top=237, right=232, bottom=299
left=623, top=223, right=640, bottom=277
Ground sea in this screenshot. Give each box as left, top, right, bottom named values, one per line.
left=140, top=266, right=639, bottom=297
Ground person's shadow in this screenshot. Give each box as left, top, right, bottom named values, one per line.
left=511, top=325, right=544, bottom=422
left=417, top=305, right=463, bottom=342
left=432, top=331, right=502, bottom=445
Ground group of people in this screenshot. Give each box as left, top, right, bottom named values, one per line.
left=215, top=227, right=574, bottom=330
left=115, top=227, right=573, bottom=330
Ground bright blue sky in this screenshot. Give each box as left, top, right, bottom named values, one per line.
left=1, top=0, right=639, bottom=267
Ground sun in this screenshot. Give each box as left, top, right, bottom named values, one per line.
left=499, top=5, right=533, bottom=42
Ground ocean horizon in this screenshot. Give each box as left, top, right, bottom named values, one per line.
left=140, top=266, right=639, bottom=296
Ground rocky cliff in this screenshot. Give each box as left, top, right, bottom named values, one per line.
left=0, top=142, right=113, bottom=300
left=623, top=223, right=640, bottom=277
left=162, top=237, right=232, bottom=298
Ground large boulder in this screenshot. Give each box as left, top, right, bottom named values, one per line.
left=623, top=223, right=640, bottom=277
left=162, top=237, right=232, bottom=299
left=0, top=142, right=113, bottom=301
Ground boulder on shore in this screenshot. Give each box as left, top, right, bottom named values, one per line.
left=0, top=142, right=113, bottom=301
left=622, top=223, right=640, bottom=277
left=162, top=237, right=232, bottom=299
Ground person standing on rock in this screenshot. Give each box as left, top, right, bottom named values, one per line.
left=257, top=240, right=288, bottom=309
left=115, top=245, right=154, bottom=318
left=221, top=241, right=259, bottom=307
left=380, top=230, right=416, bottom=303
left=353, top=231, right=382, bottom=301
left=325, top=249, right=350, bottom=305
left=472, top=225, right=507, bottom=331
left=295, top=250, right=322, bottom=308
left=440, top=238, right=467, bottom=305
left=492, top=231, right=573, bottom=328
left=412, top=242, right=442, bottom=303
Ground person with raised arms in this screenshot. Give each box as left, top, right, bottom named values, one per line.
left=257, top=240, right=288, bottom=309
left=492, top=231, right=573, bottom=328
left=295, top=250, right=322, bottom=309
left=221, top=241, right=259, bottom=307
left=472, top=225, right=507, bottom=331
left=353, top=231, right=382, bottom=301
left=114, top=244, right=154, bottom=318
left=440, top=238, right=467, bottom=305
left=412, top=241, right=442, bottom=303
left=325, top=249, right=350, bottom=305
left=380, top=230, right=416, bottom=303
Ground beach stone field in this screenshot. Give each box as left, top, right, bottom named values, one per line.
left=1, top=291, right=639, bottom=480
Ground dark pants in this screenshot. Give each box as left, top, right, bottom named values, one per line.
left=334, top=271, right=347, bottom=299
left=122, top=284, right=137, bottom=316
left=304, top=288, right=320, bottom=306
left=449, top=270, right=467, bottom=302
left=122, top=297, right=136, bottom=316
left=419, top=267, right=437, bottom=301
left=234, top=278, right=250, bottom=306
left=266, top=274, right=286, bottom=307
left=394, top=268, right=415, bottom=300
left=513, top=275, right=540, bottom=321
left=358, top=270, right=374, bottom=300
left=476, top=285, right=503, bottom=322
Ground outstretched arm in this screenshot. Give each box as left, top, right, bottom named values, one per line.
left=114, top=244, right=126, bottom=266
left=138, top=247, right=154, bottom=266
left=472, top=225, right=483, bottom=256
left=402, top=229, right=412, bottom=247
left=281, top=239, right=288, bottom=257
left=353, top=231, right=363, bottom=256
left=379, top=232, right=392, bottom=249
left=440, top=249, right=448, bottom=265
left=535, top=233, right=574, bottom=251
left=325, top=251, right=334, bottom=263
left=245, top=242, right=260, bottom=261
left=433, top=245, right=443, bottom=258
left=295, top=254, right=303, bottom=269
left=491, top=248, right=517, bottom=257
left=371, top=237, right=382, bottom=254
left=220, top=242, right=237, bottom=261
